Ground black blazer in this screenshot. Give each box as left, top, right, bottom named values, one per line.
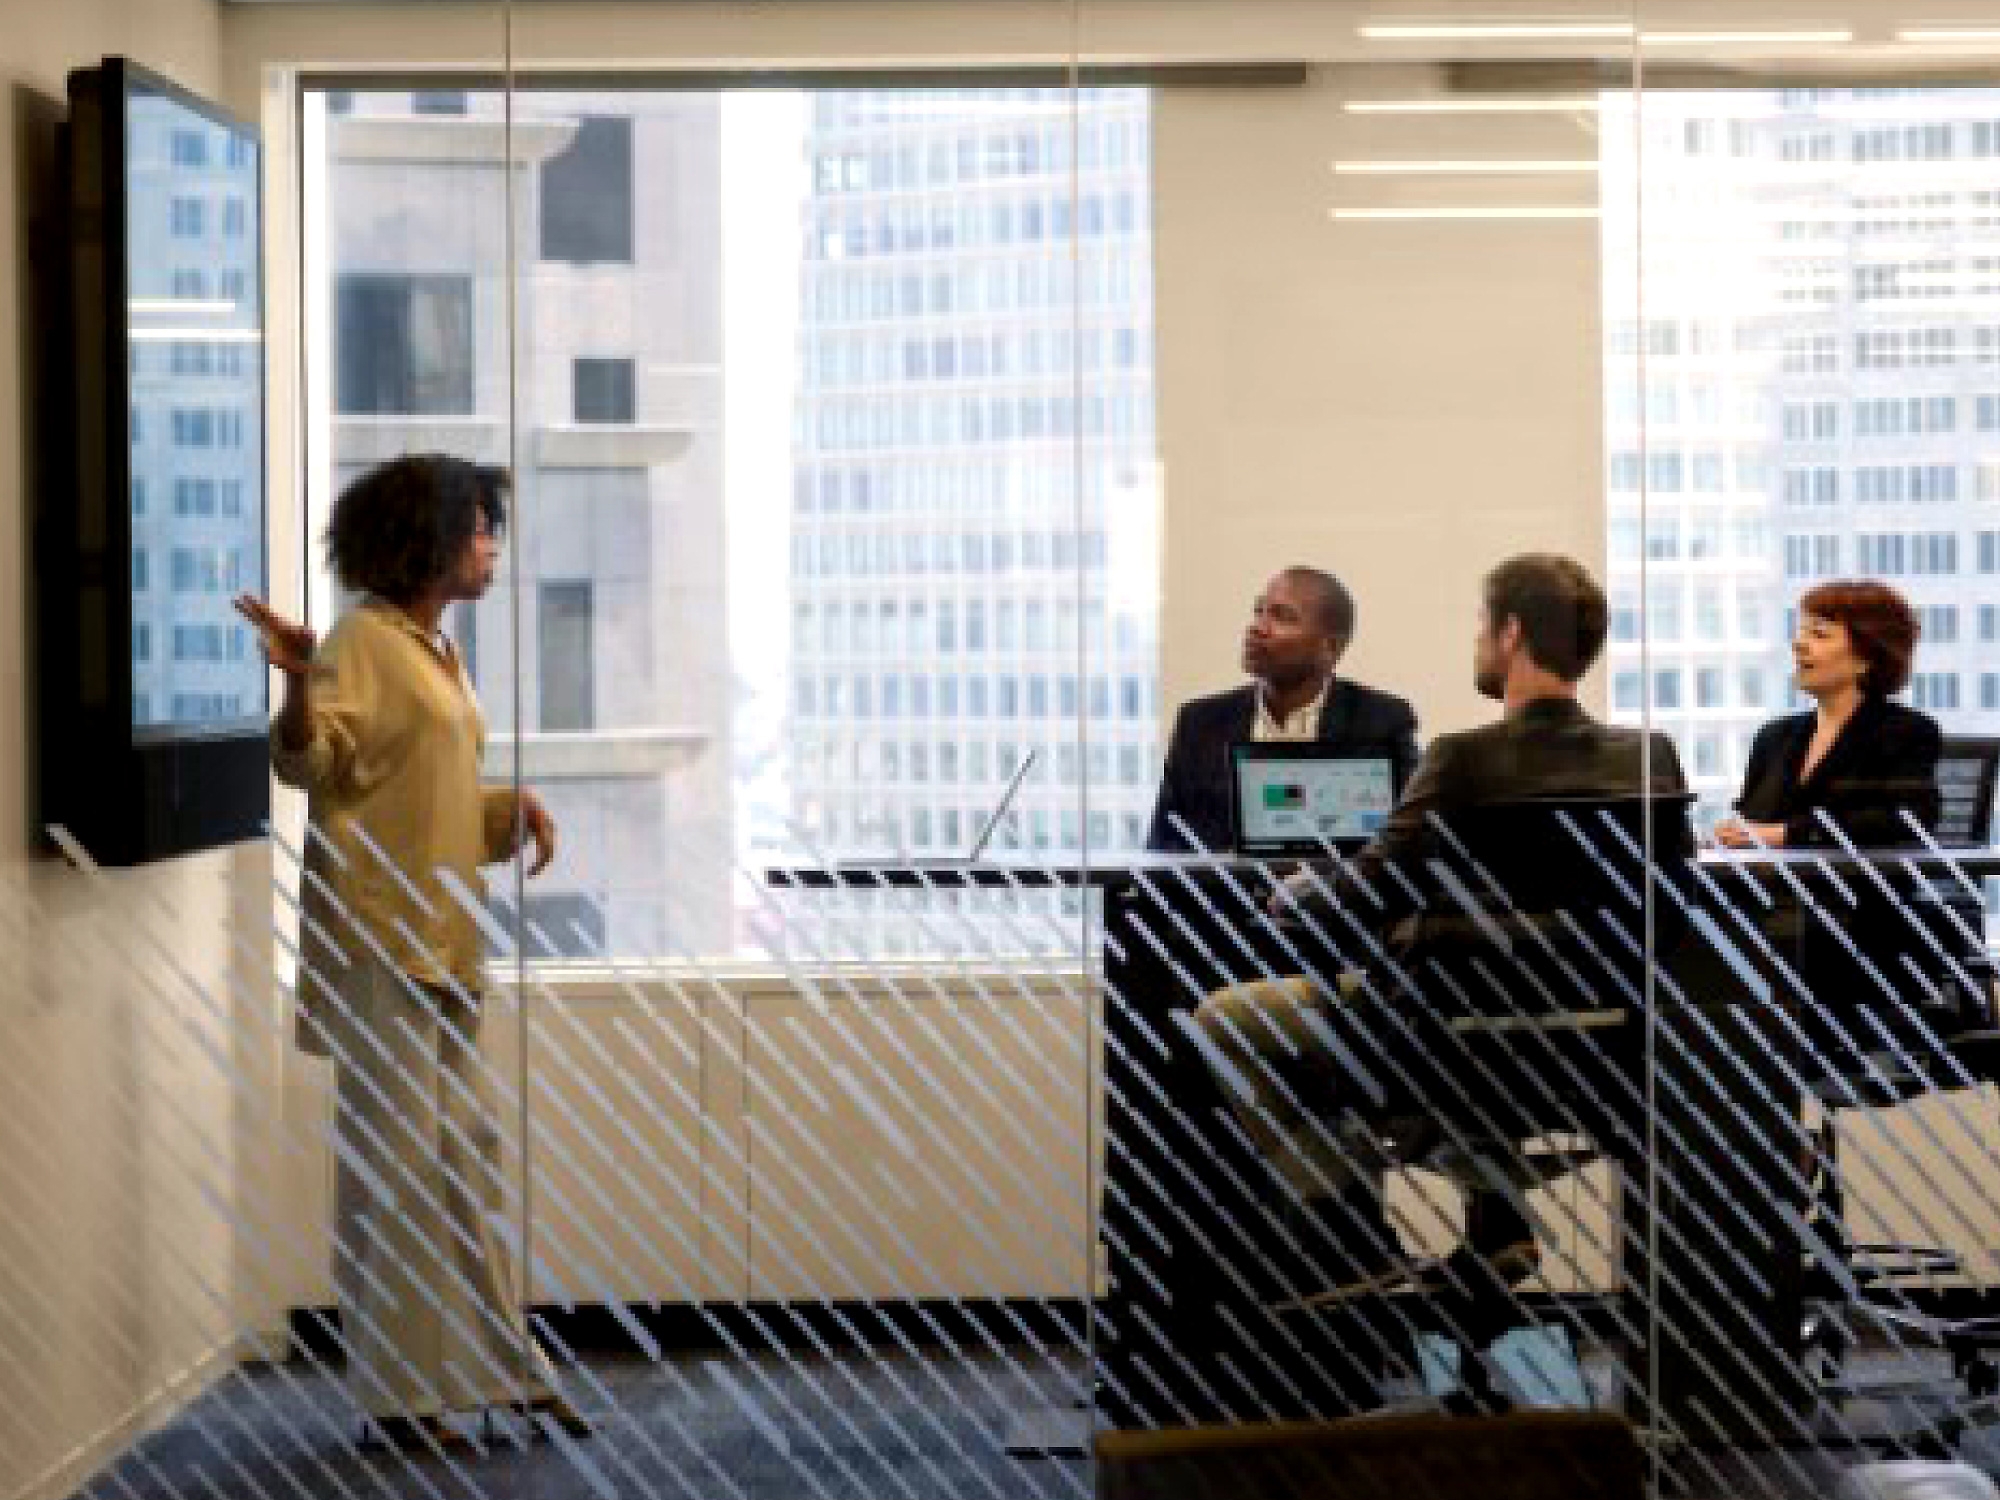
left=1144, top=678, right=1421, bottom=853
left=1305, top=696, right=1692, bottom=922
left=1734, top=696, right=1942, bottom=848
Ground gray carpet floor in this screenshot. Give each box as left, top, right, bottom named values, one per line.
left=75, top=1344, right=2000, bottom=1500
left=87, top=1347, right=1094, bottom=1500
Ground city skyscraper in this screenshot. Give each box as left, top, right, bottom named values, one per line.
left=319, top=87, right=733, bottom=958
left=1602, top=87, right=2000, bottom=824
left=786, top=87, right=1161, bottom=954
left=310, top=85, right=1165, bottom=962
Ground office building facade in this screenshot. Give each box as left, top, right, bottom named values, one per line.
left=1604, top=87, right=2000, bottom=819
left=786, top=88, right=1161, bottom=953
left=320, top=88, right=733, bottom=958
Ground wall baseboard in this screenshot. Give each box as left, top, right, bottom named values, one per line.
left=291, top=1298, right=1093, bottom=1364
left=11, top=1341, right=236, bottom=1500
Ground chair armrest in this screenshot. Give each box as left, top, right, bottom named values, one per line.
left=1448, top=1009, right=1628, bottom=1033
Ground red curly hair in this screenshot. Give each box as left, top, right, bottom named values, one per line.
left=1797, top=579, right=1920, bottom=697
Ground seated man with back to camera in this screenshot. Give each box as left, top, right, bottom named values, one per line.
left=1192, top=554, right=1692, bottom=1316
left=1145, top=566, right=1420, bottom=854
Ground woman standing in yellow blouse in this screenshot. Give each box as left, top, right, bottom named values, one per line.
left=237, top=454, right=586, bottom=1454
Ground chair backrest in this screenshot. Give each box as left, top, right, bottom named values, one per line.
left=1095, top=1411, right=1646, bottom=1500
left=1385, top=793, right=1698, bottom=1018
left=1420, top=792, right=1695, bottom=898
left=1936, top=737, right=2000, bottom=847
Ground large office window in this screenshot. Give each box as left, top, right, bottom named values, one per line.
left=573, top=357, right=635, bottom=423
left=310, top=85, right=1159, bottom=960
left=334, top=273, right=474, bottom=415
left=1604, top=86, right=2000, bottom=818
left=540, top=116, right=635, bottom=264
left=410, top=90, right=468, bottom=117
left=538, top=581, right=595, bottom=732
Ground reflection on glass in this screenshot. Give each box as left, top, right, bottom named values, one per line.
left=1602, top=87, right=2000, bottom=854
left=310, top=86, right=1162, bottom=962
left=128, top=81, right=266, bottom=738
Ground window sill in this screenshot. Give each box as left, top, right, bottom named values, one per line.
left=485, top=960, right=1096, bottom=1003
left=482, top=726, right=710, bottom=781
left=335, top=413, right=506, bottom=465
left=331, top=114, right=578, bottom=168
left=535, top=422, right=695, bottom=469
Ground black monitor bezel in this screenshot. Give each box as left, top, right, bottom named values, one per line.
left=43, top=55, right=271, bottom=866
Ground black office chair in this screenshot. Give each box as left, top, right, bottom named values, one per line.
left=1268, top=794, right=1720, bottom=1422
left=1937, top=737, right=2000, bottom=849
left=1786, top=745, right=2000, bottom=1404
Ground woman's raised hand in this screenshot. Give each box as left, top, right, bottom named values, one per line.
left=233, top=594, right=317, bottom=678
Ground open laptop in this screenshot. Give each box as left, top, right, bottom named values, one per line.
left=1228, top=743, right=1402, bottom=857
left=833, top=748, right=1039, bottom=871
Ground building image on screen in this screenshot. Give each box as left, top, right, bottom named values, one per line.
left=126, top=79, right=265, bottom=741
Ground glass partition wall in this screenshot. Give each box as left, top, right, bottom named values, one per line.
left=1624, top=18, right=2000, bottom=1492
left=1090, top=0, right=1667, bottom=1458
left=28, top=3, right=2000, bottom=1500
left=303, top=51, right=1110, bottom=1500
left=1086, top=4, right=2000, bottom=1496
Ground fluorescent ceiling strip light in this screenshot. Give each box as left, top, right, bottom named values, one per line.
left=1357, top=22, right=1634, bottom=40
left=1639, top=29, right=1854, bottom=44
left=1331, top=205, right=1600, bottom=220
left=1344, top=97, right=1602, bottom=113
left=1333, top=159, right=1597, bottom=173
left=1897, top=27, right=2000, bottom=41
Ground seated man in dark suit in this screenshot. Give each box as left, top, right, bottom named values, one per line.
left=1146, top=566, right=1420, bottom=853
left=1192, top=553, right=1691, bottom=1299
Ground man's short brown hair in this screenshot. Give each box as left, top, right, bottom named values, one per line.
left=1482, top=554, right=1608, bottom=683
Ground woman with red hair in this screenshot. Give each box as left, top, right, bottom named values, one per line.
left=1718, top=578, right=1941, bottom=848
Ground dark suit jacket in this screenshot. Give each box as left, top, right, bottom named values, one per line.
left=1297, top=696, right=1692, bottom=928
left=1735, top=696, right=1941, bottom=848
left=1145, top=678, right=1421, bottom=853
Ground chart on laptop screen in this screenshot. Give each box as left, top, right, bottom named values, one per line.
left=1236, top=755, right=1394, bottom=847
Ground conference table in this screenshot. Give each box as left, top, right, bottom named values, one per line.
left=767, top=845, right=2000, bottom=1443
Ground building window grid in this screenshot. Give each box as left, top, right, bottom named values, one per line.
left=1607, top=88, right=2000, bottom=833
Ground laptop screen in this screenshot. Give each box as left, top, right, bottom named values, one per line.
left=1231, top=747, right=1397, bottom=855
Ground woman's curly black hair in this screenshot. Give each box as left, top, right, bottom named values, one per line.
left=324, top=453, right=508, bottom=604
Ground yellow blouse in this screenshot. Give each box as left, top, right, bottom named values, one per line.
left=272, top=597, right=520, bottom=1053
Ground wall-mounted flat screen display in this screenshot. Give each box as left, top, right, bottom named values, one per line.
left=123, top=67, right=267, bottom=741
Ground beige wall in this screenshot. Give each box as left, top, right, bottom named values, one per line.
left=0, top=7, right=290, bottom=1500
left=1151, top=68, right=1605, bottom=730
left=219, top=4, right=1611, bottom=742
